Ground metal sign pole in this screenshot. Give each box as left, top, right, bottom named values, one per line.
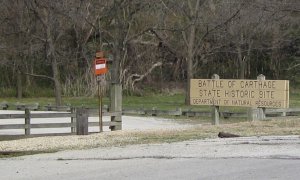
left=94, top=51, right=107, bottom=133
left=98, top=80, right=103, bottom=132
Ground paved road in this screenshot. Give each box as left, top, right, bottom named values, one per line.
left=1, top=157, right=300, bottom=180
left=1, top=135, right=300, bottom=180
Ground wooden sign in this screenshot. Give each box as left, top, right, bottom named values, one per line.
left=190, top=79, right=289, bottom=108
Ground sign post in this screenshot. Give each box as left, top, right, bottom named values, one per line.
left=98, top=78, right=103, bottom=132
left=94, top=51, right=108, bottom=132
left=211, top=74, right=220, bottom=125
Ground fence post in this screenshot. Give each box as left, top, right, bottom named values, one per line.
left=248, top=74, right=266, bottom=121
left=76, top=108, right=88, bottom=135
left=247, top=107, right=258, bottom=121
left=257, top=74, right=266, bottom=120
left=25, top=108, right=31, bottom=135
left=110, top=83, right=122, bottom=131
left=211, top=74, right=220, bottom=125
left=71, top=107, right=76, bottom=133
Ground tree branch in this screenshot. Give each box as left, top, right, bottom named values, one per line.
left=129, top=62, right=163, bottom=90
left=23, top=72, right=54, bottom=81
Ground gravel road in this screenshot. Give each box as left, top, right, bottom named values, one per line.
left=1, top=135, right=300, bottom=180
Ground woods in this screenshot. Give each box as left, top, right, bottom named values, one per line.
left=0, top=0, right=299, bottom=105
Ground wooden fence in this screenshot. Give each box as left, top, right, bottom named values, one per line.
left=0, top=108, right=121, bottom=136
left=1, top=101, right=300, bottom=137
left=1, top=101, right=300, bottom=118
left=122, top=107, right=300, bottom=118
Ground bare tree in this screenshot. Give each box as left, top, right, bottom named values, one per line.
left=25, top=0, right=76, bottom=105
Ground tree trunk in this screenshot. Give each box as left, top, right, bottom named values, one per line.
left=45, top=15, right=62, bottom=106
left=111, top=3, right=123, bottom=84
left=112, top=42, right=122, bottom=84
left=185, top=24, right=196, bottom=105
left=185, top=0, right=200, bottom=105
left=17, top=70, right=22, bottom=99
left=51, top=58, right=62, bottom=106
left=237, top=44, right=245, bottom=79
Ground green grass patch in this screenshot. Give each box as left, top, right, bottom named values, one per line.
left=0, top=88, right=16, bottom=98
left=0, top=87, right=54, bottom=98
left=290, top=88, right=300, bottom=107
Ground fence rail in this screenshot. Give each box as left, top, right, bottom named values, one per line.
left=1, top=102, right=300, bottom=118
left=123, top=108, right=300, bottom=118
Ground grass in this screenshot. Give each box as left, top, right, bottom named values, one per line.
left=290, top=88, right=300, bottom=107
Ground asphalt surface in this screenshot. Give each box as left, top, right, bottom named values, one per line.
left=1, top=135, right=300, bottom=180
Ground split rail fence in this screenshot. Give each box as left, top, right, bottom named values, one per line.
left=122, top=107, right=300, bottom=118
left=0, top=108, right=121, bottom=136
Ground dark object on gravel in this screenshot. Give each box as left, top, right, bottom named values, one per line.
left=218, top=132, right=240, bottom=138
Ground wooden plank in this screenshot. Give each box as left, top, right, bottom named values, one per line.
left=266, top=108, right=300, bottom=113
left=0, top=124, right=25, bottom=129
left=168, top=109, right=182, bottom=116
left=88, top=121, right=121, bottom=127
left=0, top=123, right=75, bottom=129
left=182, top=111, right=211, bottom=117
left=43, top=105, right=71, bottom=111
left=87, top=109, right=120, bottom=117
left=104, top=121, right=121, bottom=126
left=0, top=114, right=25, bottom=119
left=0, top=114, right=74, bottom=119
left=0, top=113, right=75, bottom=119
left=122, top=109, right=146, bottom=115
left=30, top=123, right=75, bottom=128
left=30, top=113, right=75, bottom=118
left=226, top=113, right=246, bottom=118
left=16, top=103, right=39, bottom=110
left=86, top=108, right=108, bottom=115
